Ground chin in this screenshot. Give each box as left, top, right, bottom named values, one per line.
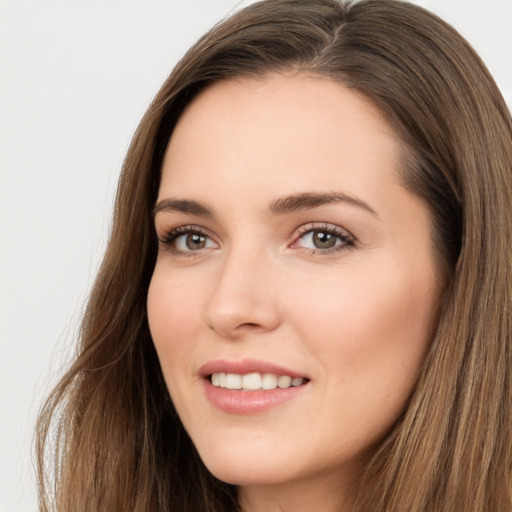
left=195, top=437, right=299, bottom=486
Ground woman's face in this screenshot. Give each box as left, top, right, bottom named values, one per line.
left=148, top=73, right=442, bottom=504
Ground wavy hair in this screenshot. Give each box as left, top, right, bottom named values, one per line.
left=36, top=0, right=512, bottom=510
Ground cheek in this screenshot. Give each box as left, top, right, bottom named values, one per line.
left=147, top=269, right=204, bottom=387
left=289, top=263, right=435, bottom=347
left=286, top=264, right=437, bottom=416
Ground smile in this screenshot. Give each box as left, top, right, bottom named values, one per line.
left=200, top=359, right=310, bottom=414
left=210, top=372, right=306, bottom=390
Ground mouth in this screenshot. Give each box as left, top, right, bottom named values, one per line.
left=199, top=359, right=310, bottom=414
left=209, top=372, right=308, bottom=390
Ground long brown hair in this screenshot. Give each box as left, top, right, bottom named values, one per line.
left=36, top=1, right=512, bottom=510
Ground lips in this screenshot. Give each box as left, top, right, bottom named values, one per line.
left=199, top=358, right=309, bottom=379
left=199, top=358, right=310, bottom=414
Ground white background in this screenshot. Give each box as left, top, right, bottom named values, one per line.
left=1, top=1, right=511, bottom=510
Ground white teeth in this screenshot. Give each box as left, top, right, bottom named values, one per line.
left=242, top=372, right=262, bottom=390
left=277, top=375, right=292, bottom=388
left=291, top=377, right=303, bottom=387
left=210, top=372, right=305, bottom=390
left=225, top=373, right=242, bottom=389
left=262, top=373, right=277, bottom=390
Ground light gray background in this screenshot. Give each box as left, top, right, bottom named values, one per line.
left=1, top=1, right=511, bottom=510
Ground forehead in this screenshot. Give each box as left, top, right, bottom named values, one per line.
left=160, top=73, right=403, bottom=205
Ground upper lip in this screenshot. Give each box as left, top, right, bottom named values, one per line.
left=199, top=358, right=309, bottom=380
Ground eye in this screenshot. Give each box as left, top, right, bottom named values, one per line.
left=175, top=232, right=216, bottom=251
left=291, top=224, right=355, bottom=254
left=158, top=226, right=218, bottom=255
left=300, top=231, right=340, bottom=250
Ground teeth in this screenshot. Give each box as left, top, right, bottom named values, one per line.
left=242, top=372, right=262, bottom=390
left=261, top=373, right=277, bottom=389
left=291, top=377, right=303, bottom=387
left=277, top=375, right=292, bottom=388
left=210, top=372, right=305, bottom=390
left=225, top=373, right=242, bottom=389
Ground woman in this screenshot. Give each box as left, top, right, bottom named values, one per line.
left=36, top=0, right=512, bottom=510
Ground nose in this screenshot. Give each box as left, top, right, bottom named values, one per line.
left=203, top=247, right=282, bottom=339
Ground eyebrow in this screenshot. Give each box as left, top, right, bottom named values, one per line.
left=153, top=198, right=214, bottom=218
left=153, top=191, right=378, bottom=218
left=269, top=192, right=379, bottom=217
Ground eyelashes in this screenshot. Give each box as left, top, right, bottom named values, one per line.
left=158, top=225, right=219, bottom=257
left=291, top=223, right=355, bottom=254
left=157, top=223, right=355, bottom=258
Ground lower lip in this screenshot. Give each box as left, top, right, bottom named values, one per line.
left=202, top=379, right=308, bottom=414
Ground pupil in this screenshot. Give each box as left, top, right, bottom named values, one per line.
left=313, top=231, right=336, bottom=249
left=186, top=233, right=206, bottom=250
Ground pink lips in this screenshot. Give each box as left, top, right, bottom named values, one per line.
left=199, top=358, right=309, bottom=415
left=199, top=358, right=307, bottom=379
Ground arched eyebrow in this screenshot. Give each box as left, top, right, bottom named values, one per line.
left=269, top=192, right=379, bottom=217
left=153, top=199, right=213, bottom=218
left=153, top=191, right=378, bottom=218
